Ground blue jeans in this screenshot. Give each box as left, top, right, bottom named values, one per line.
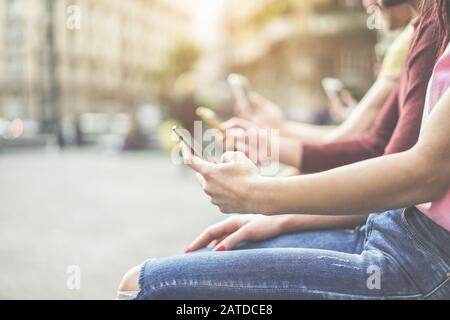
left=136, top=208, right=450, bottom=300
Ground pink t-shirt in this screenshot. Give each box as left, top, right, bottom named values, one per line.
left=416, top=43, right=450, bottom=231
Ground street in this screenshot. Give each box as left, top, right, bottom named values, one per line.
left=0, top=149, right=222, bottom=299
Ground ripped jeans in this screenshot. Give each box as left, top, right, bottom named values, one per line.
left=136, top=208, right=450, bottom=300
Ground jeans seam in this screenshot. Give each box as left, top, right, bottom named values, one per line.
left=398, top=209, right=450, bottom=298
left=424, top=276, right=450, bottom=299
left=363, top=214, right=422, bottom=293
left=400, top=210, right=450, bottom=270
left=144, top=281, right=423, bottom=300
left=371, top=248, right=424, bottom=296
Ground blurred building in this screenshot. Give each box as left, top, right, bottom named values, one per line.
left=0, top=0, right=198, bottom=133
left=225, top=0, right=377, bottom=114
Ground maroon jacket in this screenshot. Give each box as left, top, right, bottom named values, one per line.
left=301, top=21, right=439, bottom=173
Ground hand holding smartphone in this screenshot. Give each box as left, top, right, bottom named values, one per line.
left=172, top=126, right=204, bottom=159
left=322, top=77, right=347, bottom=104
left=228, top=73, right=253, bottom=117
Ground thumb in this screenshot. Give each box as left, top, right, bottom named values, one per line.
left=181, top=143, right=214, bottom=175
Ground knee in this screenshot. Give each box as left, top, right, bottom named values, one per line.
left=116, top=264, right=142, bottom=300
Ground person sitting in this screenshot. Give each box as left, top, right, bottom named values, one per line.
left=236, top=0, right=416, bottom=144
left=118, top=0, right=450, bottom=300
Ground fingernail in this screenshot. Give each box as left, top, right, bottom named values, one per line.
left=215, top=245, right=226, bottom=252
left=184, top=248, right=192, bottom=254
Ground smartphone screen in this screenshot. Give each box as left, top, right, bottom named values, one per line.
left=172, top=126, right=204, bottom=159
left=322, top=78, right=344, bottom=101
left=228, top=74, right=253, bottom=116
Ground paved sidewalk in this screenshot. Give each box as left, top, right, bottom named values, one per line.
left=0, top=149, right=222, bottom=299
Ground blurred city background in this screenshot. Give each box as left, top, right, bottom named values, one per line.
left=0, top=0, right=396, bottom=299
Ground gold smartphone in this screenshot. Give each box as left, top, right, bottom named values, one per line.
left=172, top=126, right=203, bottom=159
left=196, top=107, right=225, bottom=134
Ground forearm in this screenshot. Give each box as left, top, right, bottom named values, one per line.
left=257, top=147, right=447, bottom=216
left=277, top=214, right=369, bottom=233
left=281, top=121, right=336, bottom=144
left=324, top=78, right=396, bottom=143
left=300, top=86, right=401, bottom=174
left=281, top=79, right=394, bottom=144
left=278, top=137, right=302, bottom=168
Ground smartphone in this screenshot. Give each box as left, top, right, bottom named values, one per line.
left=172, top=126, right=203, bottom=159
left=227, top=73, right=253, bottom=116
left=196, top=107, right=225, bottom=134
left=322, top=77, right=345, bottom=101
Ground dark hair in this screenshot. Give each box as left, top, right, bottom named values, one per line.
left=419, top=0, right=450, bottom=56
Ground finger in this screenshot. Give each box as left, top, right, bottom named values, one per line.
left=186, top=220, right=241, bottom=252
left=249, top=92, right=269, bottom=111
left=224, top=128, right=246, bottom=152
left=220, top=151, right=249, bottom=164
left=207, top=235, right=227, bottom=248
left=207, top=239, right=218, bottom=248
left=181, top=144, right=214, bottom=175
left=237, top=140, right=259, bottom=164
left=234, top=141, right=247, bottom=155
left=214, top=227, right=251, bottom=251
left=222, top=118, right=252, bottom=130
left=341, top=91, right=357, bottom=106
left=196, top=172, right=206, bottom=188
left=236, top=102, right=253, bottom=120
left=224, top=136, right=235, bottom=152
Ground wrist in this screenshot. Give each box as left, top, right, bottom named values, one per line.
left=249, top=177, right=278, bottom=215
left=275, top=215, right=297, bottom=233
left=279, top=121, right=293, bottom=137
left=279, top=137, right=302, bottom=168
